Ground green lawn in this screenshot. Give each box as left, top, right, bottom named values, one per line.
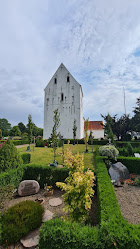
left=18, top=144, right=96, bottom=170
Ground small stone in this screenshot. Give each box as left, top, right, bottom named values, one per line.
left=18, top=180, right=40, bottom=197
left=42, top=209, right=54, bottom=222
left=49, top=197, right=62, bottom=207
left=20, top=229, right=39, bottom=248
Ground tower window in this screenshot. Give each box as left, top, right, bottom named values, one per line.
left=54, top=78, right=57, bottom=84
left=61, top=93, right=64, bottom=101
left=67, top=76, right=70, bottom=82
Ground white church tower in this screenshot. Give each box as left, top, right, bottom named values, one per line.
left=43, top=63, right=84, bottom=139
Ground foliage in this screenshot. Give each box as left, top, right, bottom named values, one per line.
left=27, top=114, right=33, bottom=145
left=56, top=149, right=95, bottom=223
left=18, top=122, right=27, bottom=134
left=0, top=184, right=15, bottom=209
left=0, top=166, right=25, bottom=188
left=1, top=200, right=44, bottom=245
left=21, top=153, right=31, bottom=164
left=0, top=129, right=2, bottom=139
left=9, top=126, right=21, bottom=136
left=99, top=145, right=119, bottom=161
left=88, top=131, right=94, bottom=145
left=12, top=139, right=29, bottom=146
left=126, top=143, right=133, bottom=156
left=22, top=164, right=69, bottom=188
left=131, top=97, right=140, bottom=132
left=84, top=118, right=89, bottom=151
left=0, top=139, right=23, bottom=173
left=117, top=156, right=140, bottom=174
left=51, top=109, right=60, bottom=160
left=73, top=119, right=77, bottom=144
left=0, top=118, right=11, bottom=136
left=36, top=137, right=45, bottom=147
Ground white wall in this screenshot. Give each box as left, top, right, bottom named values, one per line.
left=87, top=130, right=104, bottom=139
left=44, top=64, right=83, bottom=139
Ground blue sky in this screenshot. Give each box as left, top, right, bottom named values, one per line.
left=0, top=0, right=140, bottom=128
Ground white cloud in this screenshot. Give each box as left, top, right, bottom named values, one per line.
left=0, top=0, right=140, bottom=127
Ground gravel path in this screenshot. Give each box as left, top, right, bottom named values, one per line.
left=114, top=184, right=140, bottom=224
left=15, top=144, right=34, bottom=149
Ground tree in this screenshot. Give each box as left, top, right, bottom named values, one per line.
left=0, top=129, right=2, bottom=139
left=0, top=118, right=11, bottom=136
left=18, top=122, right=27, bottom=134
left=56, top=149, right=95, bottom=223
left=0, top=139, right=23, bottom=173
left=131, top=97, right=140, bottom=132
left=51, top=109, right=60, bottom=161
left=73, top=119, right=77, bottom=145
left=84, top=118, right=89, bottom=152
left=9, top=126, right=21, bottom=137
left=27, top=114, right=33, bottom=146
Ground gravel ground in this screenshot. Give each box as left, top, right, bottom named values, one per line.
left=114, top=184, right=140, bottom=224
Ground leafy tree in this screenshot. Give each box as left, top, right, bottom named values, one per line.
left=51, top=109, right=60, bottom=160
left=56, top=149, right=95, bottom=223
left=0, top=129, right=2, bottom=139
left=9, top=126, right=21, bottom=137
left=18, top=122, right=27, bottom=134
left=27, top=114, right=33, bottom=146
left=73, top=119, right=77, bottom=145
left=0, top=118, right=11, bottom=136
left=131, top=97, right=140, bottom=132
left=0, top=140, right=23, bottom=173
left=84, top=118, right=89, bottom=152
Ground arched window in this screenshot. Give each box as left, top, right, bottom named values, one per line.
left=54, top=78, right=57, bottom=84
left=61, top=93, right=64, bottom=101
left=67, top=76, right=70, bottom=82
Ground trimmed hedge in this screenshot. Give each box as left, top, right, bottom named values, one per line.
left=21, top=153, right=31, bottom=164
left=22, top=164, right=69, bottom=188
left=118, top=157, right=140, bottom=174
left=12, top=140, right=29, bottom=146
left=116, top=141, right=140, bottom=148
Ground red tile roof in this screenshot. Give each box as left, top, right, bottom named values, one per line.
left=84, top=121, right=104, bottom=130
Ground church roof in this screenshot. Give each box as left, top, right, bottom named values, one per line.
left=44, top=63, right=83, bottom=96
left=84, top=121, right=104, bottom=130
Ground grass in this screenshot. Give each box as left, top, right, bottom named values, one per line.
left=17, top=144, right=96, bottom=170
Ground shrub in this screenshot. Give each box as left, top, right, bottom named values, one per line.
left=36, top=138, right=45, bottom=147
left=22, top=164, right=69, bottom=188
left=2, top=200, right=44, bottom=245
left=12, top=140, right=29, bottom=146
left=56, top=149, right=95, bottom=223
left=99, top=145, right=119, bottom=161
left=126, top=143, right=134, bottom=157
left=0, top=139, right=23, bottom=173
left=0, top=166, right=25, bottom=188
left=118, top=157, right=140, bottom=174
left=21, top=153, right=31, bottom=164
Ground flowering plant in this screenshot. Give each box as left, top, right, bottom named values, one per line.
left=120, top=178, right=124, bottom=185
left=44, top=184, right=52, bottom=192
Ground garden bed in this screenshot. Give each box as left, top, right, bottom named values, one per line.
left=114, top=182, right=140, bottom=224
left=0, top=188, right=98, bottom=249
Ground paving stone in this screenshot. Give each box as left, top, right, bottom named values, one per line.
left=20, top=229, right=39, bottom=248
left=49, top=197, right=62, bottom=207
left=42, top=209, right=54, bottom=222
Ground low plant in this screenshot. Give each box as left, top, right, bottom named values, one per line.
left=21, top=153, right=31, bottom=164
left=1, top=200, right=44, bottom=245
left=99, top=145, right=119, bottom=161
left=36, top=138, right=45, bottom=147
left=56, top=149, right=95, bottom=223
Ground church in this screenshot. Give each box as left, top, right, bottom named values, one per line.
left=43, top=63, right=84, bottom=139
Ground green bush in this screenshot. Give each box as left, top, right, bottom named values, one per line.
left=12, top=140, right=29, bottom=145
left=2, top=200, right=44, bottom=245
left=0, top=166, right=25, bottom=187
left=0, top=140, right=23, bottom=173
left=99, top=145, right=119, bottom=160
left=21, top=153, right=31, bottom=164
left=116, top=141, right=140, bottom=148
left=22, top=164, right=69, bottom=188
left=36, top=138, right=45, bottom=147
left=126, top=143, right=134, bottom=156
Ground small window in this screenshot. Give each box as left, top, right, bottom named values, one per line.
left=67, top=76, right=70, bottom=82
left=54, top=78, right=57, bottom=84
left=61, top=93, right=64, bottom=101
